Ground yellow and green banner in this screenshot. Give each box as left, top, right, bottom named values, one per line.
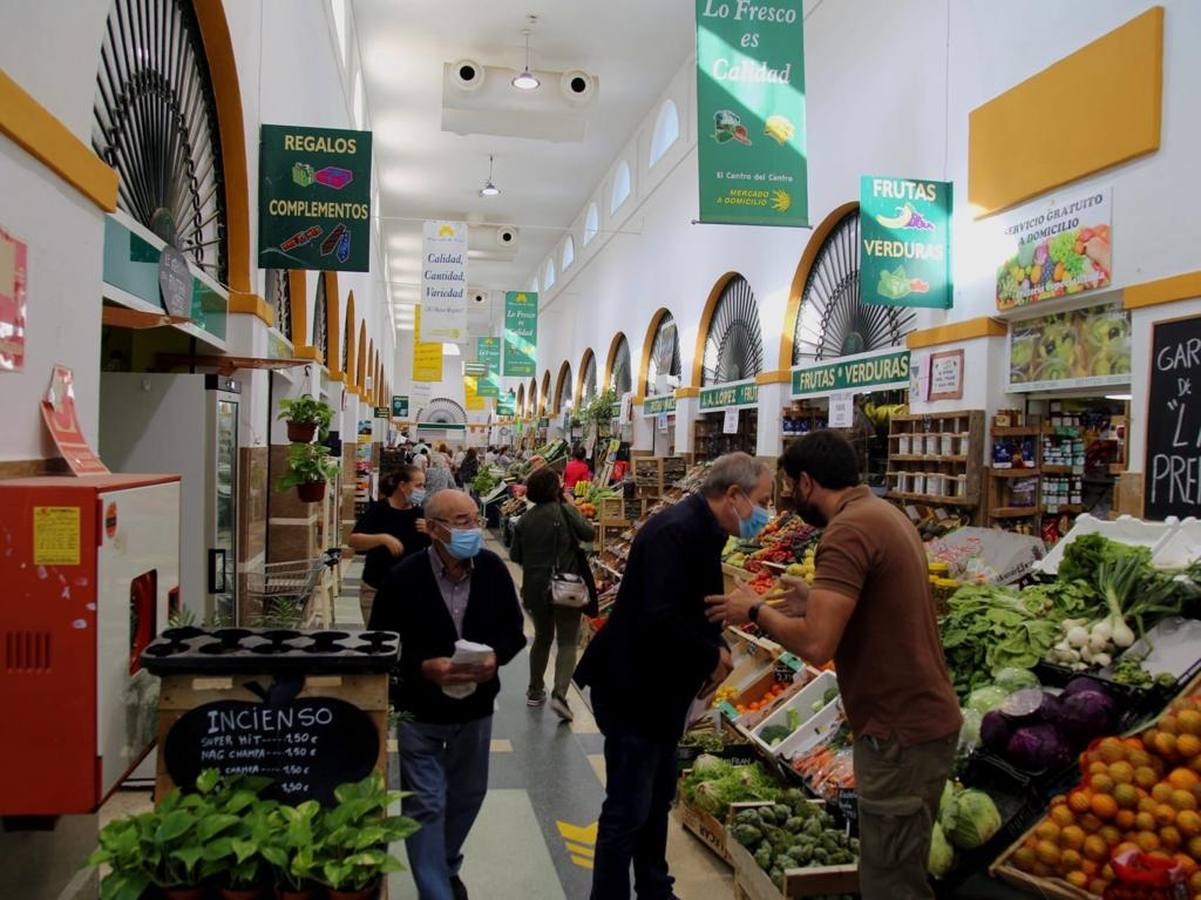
left=503, top=291, right=538, bottom=377
left=695, top=0, right=807, bottom=227
left=411, top=306, right=443, bottom=383
left=477, top=336, right=501, bottom=397
left=860, top=177, right=953, bottom=309
left=464, top=375, right=486, bottom=411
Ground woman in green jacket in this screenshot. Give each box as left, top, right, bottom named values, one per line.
left=510, top=466, right=597, bottom=722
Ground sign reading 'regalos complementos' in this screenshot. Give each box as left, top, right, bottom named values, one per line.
left=695, top=0, right=808, bottom=227
left=860, top=177, right=953, bottom=309
left=258, top=125, right=372, bottom=272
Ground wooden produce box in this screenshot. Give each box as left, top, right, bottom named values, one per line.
left=600, top=496, right=625, bottom=519
left=676, top=771, right=735, bottom=865
left=728, top=802, right=859, bottom=899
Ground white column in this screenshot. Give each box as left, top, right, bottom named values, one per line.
left=632, top=408, right=654, bottom=453
left=675, top=396, right=698, bottom=454
left=756, top=382, right=788, bottom=459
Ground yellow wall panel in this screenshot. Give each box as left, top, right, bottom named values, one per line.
left=968, top=6, right=1163, bottom=217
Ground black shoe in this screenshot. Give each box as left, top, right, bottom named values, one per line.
left=451, top=875, right=469, bottom=900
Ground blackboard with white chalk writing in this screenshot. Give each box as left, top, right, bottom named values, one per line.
left=162, top=677, right=378, bottom=805
left=1146, top=315, right=1201, bottom=520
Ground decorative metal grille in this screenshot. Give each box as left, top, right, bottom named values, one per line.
left=646, top=311, right=681, bottom=394
left=417, top=398, right=466, bottom=425
left=703, top=277, right=764, bottom=385
left=792, top=209, right=915, bottom=365
left=311, top=278, right=328, bottom=362
left=610, top=335, right=632, bottom=395
left=266, top=270, right=291, bottom=341
left=557, top=363, right=573, bottom=410
left=92, top=0, right=228, bottom=284
left=580, top=352, right=597, bottom=401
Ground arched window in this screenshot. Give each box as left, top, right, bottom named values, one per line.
left=516, top=384, right=525, bottom=416
left=610, top=161, right=631, bottom=214
left=544, top=260, right=556, bottom=291
left=561, top=235, right=575, bottom=270
left=649, top=100, right=680, bottom=166
left=539, top=371, right=551, bottom=415
left=528, top=378, right=538, bottom=416
left=646, top=311, right=681, bottom=395
left=608, top=334, right=632, bottom=395
left=583, top=204, right=599, bottom=245
left=579, top=348, right=597, bottom=401
left=702, top=275, right=764, bottom=386
left=266, top=270, right=291, bottom=341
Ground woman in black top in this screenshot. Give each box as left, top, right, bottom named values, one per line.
left=458, top=447, right=481, bottom=489
left=349, top=465, right=430, bottom=624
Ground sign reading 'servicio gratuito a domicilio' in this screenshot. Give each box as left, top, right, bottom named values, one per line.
left=695, top=0, right=808, bottom=227
left=258, top=125, right=371, bottom=272
left=860, top=176, right=952, bottom=309
left=791, top=350, right=910, bottom=397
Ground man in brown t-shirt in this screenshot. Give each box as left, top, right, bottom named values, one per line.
left=707, top=430, right=960, bottom=900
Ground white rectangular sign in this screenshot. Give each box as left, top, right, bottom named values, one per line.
left=723, top=407, right=740, bottom=434
left=420, top=220, right=468, bottom=343
left=828, top=392, right=855, bottom=429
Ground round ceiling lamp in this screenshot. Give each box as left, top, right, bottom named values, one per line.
left=512, top=30, right=540, bottom=90
left=479, top=154, right=500, bottom=197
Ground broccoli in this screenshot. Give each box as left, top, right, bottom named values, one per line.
left=771, top=804, right=793, bottom=823
left=734, top=809, right=762, bottom=829
left=754, top=844, right=773, bottom=870
left=784, top=816, right=805, bottom=833
left=732, top=824, right=763, bottom=847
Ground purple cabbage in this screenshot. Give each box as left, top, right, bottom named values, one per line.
left=1006, top=724, right=1072, bottom=771
left=1063, top=675, right=1112, bottom=698
left=1057, top=690, right=1117, bottom=745
left=981, top=710, right=1012, bottom=754
left=1000, top=688, right=1060, bottom=725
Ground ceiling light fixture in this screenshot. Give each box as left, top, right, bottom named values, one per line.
left=511, top=30, right=539, bottom=90
left=479, top=155, right=501, bottom=197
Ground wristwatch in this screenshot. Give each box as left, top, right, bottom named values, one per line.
left=748, top=602, right=764, bottom=624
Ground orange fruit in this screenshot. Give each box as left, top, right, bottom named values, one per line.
left=1154, top=783, right=1176, bottom=803
left=1171, top=769, right=1201, bottom=791
left=1179, top=734, right=1201, bottom=758
left=1080, top=813, right=1104, bottom=834
left=1162, top=825, right=1184, bottom=850
left=1114, top=784, right=1140, bottom=809
left=1141, top=796, right=1160, bottom=814
left=1191, top=869, right=1201, bottom=892
left=1035, top=820, right=1060, bottom=842
left=1130, top=749, right=1154, bottom=768
left=1099, top=824, right=1122, bottom=845
left=1050, top=804, right=1075, bottom=828
left=1069, top=791, right=1093, bottom=814
left=1110, top=761, right=1136, bottom=784
left=1060, top=848, right=1083, bottom=871
left=1146, top=728, right=1163, bottom=751
left=1012, top=846, right=1036, bottom=872
left=1091, top=794, right=1119, bottom=820
left=1091, top=773, right=1116, bottom=795
left=1156, top=732, right=1181, bottom=760
left=1083, top=834, right=1109, bottom=861
left=1180, top=810, right=1201, bottom=837
left=1081, top=859, right=1100, bottom=876
left=1137, top=766, right=1161, bottom=789
left=1031, top=862, right=1052, bottom=878
left=1192, top=754, right=1201, bottom=774
left=1102, top=863, right=1116, bottom=880
left=1188, top=834, right=1201, bottom=860
left=1100, top=738, right=1129, bottom=763
left=1088, top=879, right=1109, bottom=896
left=1115, top=841, right=1140, bottom=857
left=1136, top=811, right=1157, bottom=831
left=1163, top=715, right=1181, bottom=735
left=1064, top=870, right=1087, bottom=889
left=1179, top=710, right=1201, bottom=736
left=1035, top=839, right=1060, bottom=866
left=1060, top=824, right=1086, bottom=850
left=1173, top=852, right=1197, bottom=873
left=1175, top=790, right=1200, bottom=812
left=1137, top=830, right=1162, bottom=852
left=1157, top=804, right=1179, bottom=826
left=1116, top=809, right=1137, bottom=830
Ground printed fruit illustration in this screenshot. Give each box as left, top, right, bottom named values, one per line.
left=876, top=203, right=915, bottom=229
left=713, top=109, right=752, bottom=145
left=763, top=115, right=795, bottom=144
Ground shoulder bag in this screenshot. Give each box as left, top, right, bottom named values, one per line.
left=548, top=504, right=591, bottom=609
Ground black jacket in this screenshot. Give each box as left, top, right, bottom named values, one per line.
left=575, top=492, right=729, bottom=740
left=368, top=547, right=527, bottom=724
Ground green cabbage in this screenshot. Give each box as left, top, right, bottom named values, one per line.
left=928, top=823, right=955, bottom=879
left=692, top=754, right=729, bottom=777
left=940, top=789, right=1001, bottom=851
left=992, top=667, right=1039, bottom=694
left=965, top=685, right=1008, bottom=714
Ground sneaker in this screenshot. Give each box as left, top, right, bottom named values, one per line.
left=550, top=694, right=574, bottom=723
left=451, top=875, right=469, bottom=900
left=527, top=691, right=546, bottom=707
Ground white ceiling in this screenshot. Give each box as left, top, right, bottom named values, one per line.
left=354, top=0, right=695, bottom=333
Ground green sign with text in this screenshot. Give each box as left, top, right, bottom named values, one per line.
left=503, top=292, right=538, bottom=377
left=497, top=393, right=515, bottom=416
left=477, top=336, right=501, bottom=397
left=391, top=395, right=409, bottom=418
left=642, top=395, right=678, bottom=416
left=791, top=350, right=910, bottom=397
left=695, top=0, right=808, bottom=227
left=258, top=124, right=372, bottom=272
left=699, top=381, right=759, bottom=410
left=860, top=176, right=952, bottom=308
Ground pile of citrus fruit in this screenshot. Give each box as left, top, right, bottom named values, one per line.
left=1007, top=693, right=1201, bottom=897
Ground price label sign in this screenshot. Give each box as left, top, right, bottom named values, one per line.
left=723, top=407, right=740, bottom=434
left=828, top=392, right=855, bottom=429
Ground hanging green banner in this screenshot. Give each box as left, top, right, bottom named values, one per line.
left=477, top=336, right=501, bottom=397
left=503, top=292, right=538, bottom=377
left=391, top=395, right=409, bottom=418
left=258, top=124, right=372, bottom=272
left=497, top=392, right=515, bottom=416
left=860, top=177, right=953, bottom=308
left=695, top=0, right=808, bottom=227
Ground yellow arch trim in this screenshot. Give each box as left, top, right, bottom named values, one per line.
left=516, top=384, right=525, bottom=416
left=637, top=307, right=672, bottom=396
left=539, top=370, right=551, bottom=415
left=356, top=322, right=367, bottom=390
left=343, top=291, right=357, bottom=387
left=286, top=270, right=313, bottom=358
left=691, top=273, right=740, bottom=387
left=577, top=347, right=595, bottom=398
left=778, top=201, right=859, bottom=370
left=603, top=332, right=627, bottom=389
left=553, top=360, right=572, bottom=414
left=324, top=274, right=341, bottom=372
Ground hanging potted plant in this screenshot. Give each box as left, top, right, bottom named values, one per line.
left=263, top=800, right=323, bottom=900
left=278, top=396, right=334, bottom=444
left=277, top=442, right=341, bottom=503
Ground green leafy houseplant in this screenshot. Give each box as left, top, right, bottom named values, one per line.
left=262, top=800, right=323, bottom=897
left=278, top=397, right=335, bottom=442
left=314, top=774, right=420, bottom=897
left=578, top=387, right=619, bottom=426
left=276, top=442, right=341, bottom=502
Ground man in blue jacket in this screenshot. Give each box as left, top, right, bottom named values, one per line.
left=369, top=489, right=526, bottom=900
left=575, top=452, right=775, bottom=899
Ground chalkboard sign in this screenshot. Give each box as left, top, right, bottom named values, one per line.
left=1146, top=315, right=1201, bottom=520
left=163, top=677, right=379, bottom=805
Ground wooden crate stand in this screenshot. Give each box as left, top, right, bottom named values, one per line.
left=727, top=801, right=859, bottom=899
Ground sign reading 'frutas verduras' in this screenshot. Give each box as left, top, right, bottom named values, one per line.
left=695, top=0, right=808, bottom=227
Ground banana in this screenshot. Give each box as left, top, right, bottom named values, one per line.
left=764, top=115, right=795, bottom=145
left=875, top=203, right=914, bottom=229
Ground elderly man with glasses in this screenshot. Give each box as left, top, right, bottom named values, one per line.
left=369, top=489, right=526, bottom=900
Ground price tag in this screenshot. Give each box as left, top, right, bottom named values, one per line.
left=828, top=392, right=854, bottom=429
left=719, top=700, right=740, bottom=720
left=777, top=652, right=803, bottom=673
left=723, top=407, right=740, bottom=434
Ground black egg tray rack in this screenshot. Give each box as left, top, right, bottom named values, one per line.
left=140, top=627, right=399, bottom=675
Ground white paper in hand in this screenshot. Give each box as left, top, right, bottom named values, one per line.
left=442, top=639, right=494, bottom=699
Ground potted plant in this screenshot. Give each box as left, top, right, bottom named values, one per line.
left=314, top=774, right=420, bottom=899
left=263, top=800, right=323, bottom=900
left=278, top=396, right=334, bottom=443
left=277, top=441, right=341, bottom=503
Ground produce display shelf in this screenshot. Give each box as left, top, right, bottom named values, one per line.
left=989, top=506, right=1043, bottom=518
left=992, top=426, right=1042, bottom=436
left=727, top=802, right=858, bottom=900
left=889, top=454, right=969, bottom=463
left=886, top=491, right=977, bottom=507
left=989, top=467, right=1041, bottom=478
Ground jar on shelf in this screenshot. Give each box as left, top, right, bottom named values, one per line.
left=912, top=472, right=926, bottom=495
left=927, top=472, right=944, bottom=497
left=897, top=433, right=911, bottom=456
left=940, top=433, right=955, bottom=456
left=959, top=432, right=971, bottom=456
left=925, top=433, right=940, bottom=457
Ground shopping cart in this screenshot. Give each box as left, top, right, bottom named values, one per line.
left=242, top=552, right=338, bottom=627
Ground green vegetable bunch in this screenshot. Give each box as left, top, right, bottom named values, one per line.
left=732, top=790, right=858, bottom=891
left=681, top=757, right=779, bottom=820
left=1048, top=230, right=1085, bottom=277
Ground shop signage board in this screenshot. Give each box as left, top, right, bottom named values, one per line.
left=828, top=392, right=855, bottom=428
left=790, top=349, right=910, bottom=397
left=391, top=395, right=409, bottom=418
left=859, top=177, right=952, bottom=309
left=928, top=349, right=965, bottom=401
left=1145, top=315, right=1201, bottom=520
left=157, top=246, right=191, bottom=320
left=411, top=306, right=443, bottom=383
left=373, top=406, right=389, bottom=419
left=476, top=336, right=501, bottom=397
left=420, top=221, right=467, bottom=342
left=503, top=291, right=538, bottom=376
left=642, top=394, right=678, bottom=416
left=497, top=393, right=515, bottom=416
left=699, top=380, right=759, bottom=410
left=1008, top=302, right=1130, bottom=392
left=258, top=124, right=372, bottom=272
left=0, top=226, right=27, bottom=372
left=694, top=0, right=808, bottom=227
left=994, top=185, right=1112, bottom=311
left=464, top=375, right=485, bottom=411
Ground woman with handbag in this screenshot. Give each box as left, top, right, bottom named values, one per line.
left=510, top=466, right=597, bottom=722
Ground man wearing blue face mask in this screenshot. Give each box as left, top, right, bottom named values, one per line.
left=369, top=489, right=527, bottom=900
left=576, top=452, right=775, bottom=900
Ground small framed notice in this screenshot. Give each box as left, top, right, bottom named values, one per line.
left=928, top=349, right=965, bottom=401
left=723, top=407, right=740, bottom=434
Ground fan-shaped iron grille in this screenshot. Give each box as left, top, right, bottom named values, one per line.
left=311, top=279, right=328, bottom=361
left=558, top=364, right=573, bottom=410
left=792, top=210, right=915, bottom=365
left=92, top=0, right=227, bottom=283
left=703, top=277, right=764, bottom=385
left=646, top=312, right=681, bottom=394
left=610, top=336, right=632, bottom=394
left=581, top=353, right=597, bottom=401
left=417, top=398, right=466, bottom=425
left=266, top=270, right=291, bottom=341
left=529, top=380, right=538, bottom=415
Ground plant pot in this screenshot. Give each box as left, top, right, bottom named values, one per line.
left=275, top=889, right=317, bottom=900
left=222, top=888, right=268, bottom=900
left=296, top=480, right=327, bottom=503
left=328, top=879, right=381, bottom=900
left=287, top=421, right=318, bottom=443
left=163, top=888, right=206, bottom=900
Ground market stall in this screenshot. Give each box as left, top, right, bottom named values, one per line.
left=695, top=381, right=759, bottom=462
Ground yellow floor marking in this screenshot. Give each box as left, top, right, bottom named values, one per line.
left=565, top=842, right=595, bottom=858
left=490, top=739, right=513, bottom=753
left=570, top=855, right=595, bottom=870
left=556, top=819, right=598, bottom=845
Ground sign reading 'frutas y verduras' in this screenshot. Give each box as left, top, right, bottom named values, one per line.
left=258, top=125, right=372, bottom=272
left=695, top=0, right=808, bottom=227
left=420, top=221, right=467, bottom=343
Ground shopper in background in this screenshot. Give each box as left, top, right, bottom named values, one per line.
left=432, top=442, right=453, bottom=469
left=458, top=447, right=481, bottom=489
left=510, top=466, right=596, bottom=720
left=496, top=446, right=513, bottom=469
left=705, top=430, right=960, bottom=900
left=425, top=451, right=456, bottom=499
left=413, top=446, right=430, bottom=473
left=452, top=444, right=467, bottom=472
left=484, top=446, right=497, bottom=467
left=347, top=465, right=430, bottom=624
left=562, top=444, right=591, bottom=491
left=576, top=452, right=773, bottom=900
left=368, top=489, right=526, bottom=900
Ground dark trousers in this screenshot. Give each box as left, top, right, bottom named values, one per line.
left=590, top=729, right=678, bottom=900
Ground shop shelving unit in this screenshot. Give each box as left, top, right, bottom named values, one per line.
left=885, top=411, right=985, bottom=519
left=985, top=422, right=1043, bottom=530
left=693, top=409, right=758, bottom=462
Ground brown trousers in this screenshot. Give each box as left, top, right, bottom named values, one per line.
left=853, top=732, right=957, bottom=900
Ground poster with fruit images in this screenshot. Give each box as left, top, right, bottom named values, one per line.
left=995, top=186, right=1112, bottom=311
left=1008, top=303, right=1130, bottom=393
left=860, top=176, right=953, bottom=308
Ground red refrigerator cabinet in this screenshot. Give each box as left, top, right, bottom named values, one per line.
left=0, top=474, right=180, bottom=815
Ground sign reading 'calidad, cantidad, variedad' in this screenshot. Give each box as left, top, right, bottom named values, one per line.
left=859, top=176, right=952, bottom=309
left=420, top=221, right=468, bottom=343
left=258, top=125, right=372, bottom=272
left=791, top=349, right=910, bottom=397
left=695, top=0, right=808, bottom=227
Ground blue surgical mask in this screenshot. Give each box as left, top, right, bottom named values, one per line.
left=738, top=503, right=771, bottom=540
left=409, top=488, right=427, bottom=505
left=445, top=527, right=484, bottom=560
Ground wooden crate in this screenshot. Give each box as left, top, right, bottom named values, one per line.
left=728, top=802, right=859, bottom=899
left=600, top=496, right=625, bottom=519
left=676, top=772, right=735, bottom=865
